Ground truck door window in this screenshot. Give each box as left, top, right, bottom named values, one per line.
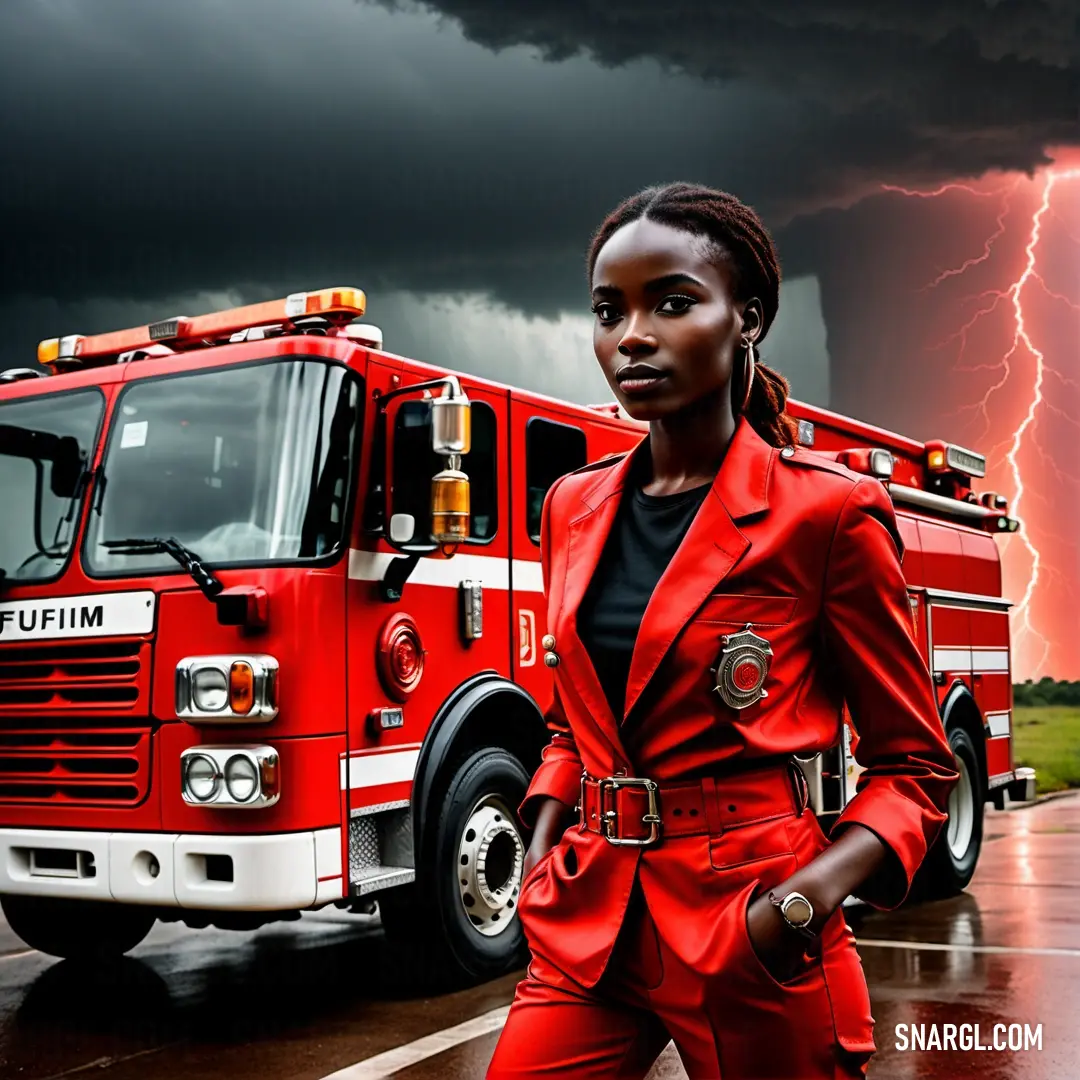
left=392, top=399, right=498, bottom=543
left=525, top=418, right=586, bottom=544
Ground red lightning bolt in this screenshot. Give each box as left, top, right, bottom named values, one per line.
left=883, top=164, right=1080, bottom=679
left=917, top=180, right=1019, bottom=293
left=1001, top=167, right=1080, bottom=676
left=880, top=181, right=1007, bottom=200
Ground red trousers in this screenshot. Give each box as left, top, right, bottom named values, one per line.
left=487, top=823, right=875, bottom=1078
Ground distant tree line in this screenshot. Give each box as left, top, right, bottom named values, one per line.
left=1013, top=678, right=1080, bottom=707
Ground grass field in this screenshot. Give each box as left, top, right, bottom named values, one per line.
left=1012, top=706, right=1080, bottom=794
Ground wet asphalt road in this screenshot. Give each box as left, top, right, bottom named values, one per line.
left=0, top=794, right=1075, bottom=1080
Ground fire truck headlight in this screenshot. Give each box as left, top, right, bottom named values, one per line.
left=192, top=667, right=229, bottom=712
left=180, top=747, right=280, bottom=808
left=183, top=753, right=222, bottom=803
left=176, top=655, right=279, bottom=722
left=224, top=754, right=259, bottom=803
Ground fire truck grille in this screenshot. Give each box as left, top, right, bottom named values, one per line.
left=0, top=724, right=152, bottom=805
left=0, top=642, right=147, bottom=714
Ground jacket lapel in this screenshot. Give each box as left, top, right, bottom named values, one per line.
left=623, top=416, right=776, bottom=721
left=555, top=448, right=639, bottom=768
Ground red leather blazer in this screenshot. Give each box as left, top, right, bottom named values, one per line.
left=516, top=414, right=959, bottom=989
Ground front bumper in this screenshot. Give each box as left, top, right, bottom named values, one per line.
left=0, top=827, right=342, bottom=910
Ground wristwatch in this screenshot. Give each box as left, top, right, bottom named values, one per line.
left=768, top=889, right=817, bottom=939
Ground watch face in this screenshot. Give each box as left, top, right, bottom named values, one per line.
left=783, top=895, right=813, bottom=926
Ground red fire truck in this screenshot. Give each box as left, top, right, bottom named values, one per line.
left=0, top=287, right=1035, bottom=979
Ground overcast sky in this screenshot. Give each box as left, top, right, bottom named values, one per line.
left=1, top=0, right=1077, bottom=674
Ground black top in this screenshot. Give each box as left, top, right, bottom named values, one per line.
left=576, top=453, right=713, bottom=722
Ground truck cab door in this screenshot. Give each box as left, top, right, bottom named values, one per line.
left=344, top=362, right=510, bottom=825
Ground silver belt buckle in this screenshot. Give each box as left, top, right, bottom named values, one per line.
left=597, top=775, right=662, bottom=846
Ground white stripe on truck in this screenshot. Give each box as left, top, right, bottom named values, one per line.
left=348, top=550, right=543, bottom=592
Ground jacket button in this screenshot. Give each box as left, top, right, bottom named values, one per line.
left=541, top=634, right=556, bottom=650
left=543, top=651, right=560, bottom=667
left=780, top=446, right=795, bottom=459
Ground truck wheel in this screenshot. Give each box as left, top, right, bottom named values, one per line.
left=913, top=725, right=984, bottom=900
left=1, top=895, right=155, bottom=960
left=378, top=746, right=531, bottom=983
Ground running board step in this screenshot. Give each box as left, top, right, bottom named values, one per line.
left=348, top=805, right=416, bottom=895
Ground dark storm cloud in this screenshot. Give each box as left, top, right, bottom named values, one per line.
left=391, top=1, right=1080, bottom=129
left=0, top=0, right=767, bottom=317
left=2, top=0, right=1075, bottom=318
left=381, top=0, right=1080, bottom=239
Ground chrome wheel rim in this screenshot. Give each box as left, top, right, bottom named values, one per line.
left=947, top=753, right=974, bottom=860
left=455, top=793, right=527, bottom=938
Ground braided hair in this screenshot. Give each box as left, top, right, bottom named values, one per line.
left=587, top=182, right=798, bottom=448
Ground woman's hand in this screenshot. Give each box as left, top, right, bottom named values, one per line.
left=743, top=821, right=893, bottom=982
left=745, top=891, right=819, bottom=984
left=522, top=832, right=556, bottom=881
left=743, top=820, right=894, bottom=984
left=522, top=796, right=576, bottom=881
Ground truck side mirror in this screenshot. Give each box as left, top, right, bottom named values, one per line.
left=382, top=381, right=473, bottom=553
left=429, top=392, right=471, bottom=546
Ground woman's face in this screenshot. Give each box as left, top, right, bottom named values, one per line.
left=590, top=217, right=761, bottom=422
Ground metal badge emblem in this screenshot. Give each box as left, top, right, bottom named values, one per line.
left=711, top=623, right=773, bottom=709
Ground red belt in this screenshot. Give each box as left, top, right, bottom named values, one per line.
left=577, top=760, right=809, bottom=846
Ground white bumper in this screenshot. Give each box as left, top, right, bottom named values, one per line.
left=0, top=827, right=343, bottom=910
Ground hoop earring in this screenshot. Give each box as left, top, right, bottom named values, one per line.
left=738, top=341, right=756, bottom=414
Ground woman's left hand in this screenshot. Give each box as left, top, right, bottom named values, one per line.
left=745, top=891, right=822, bottom=984
left=743, top=823, right=889, bottom=984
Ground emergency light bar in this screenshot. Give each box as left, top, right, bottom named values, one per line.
left=36, top=287, right=367, bottom=369
left=924, top=439, right=986, bottom=479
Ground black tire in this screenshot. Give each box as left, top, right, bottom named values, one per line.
left=913, top=725, right=984, bottom=900
left=1, top=895, right=155, bottom=960
left=378, top=746, right=532, bottom=983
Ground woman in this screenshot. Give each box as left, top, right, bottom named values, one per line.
left=486, top=183, right=958, bottom=1079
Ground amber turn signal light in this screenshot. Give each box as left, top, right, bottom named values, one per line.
left=229, top=661, right=255, bottom=714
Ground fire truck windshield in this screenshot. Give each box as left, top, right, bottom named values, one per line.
left=0, top=389, right=102, bottom=586
left=83, top=359, right=361, bottom=577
